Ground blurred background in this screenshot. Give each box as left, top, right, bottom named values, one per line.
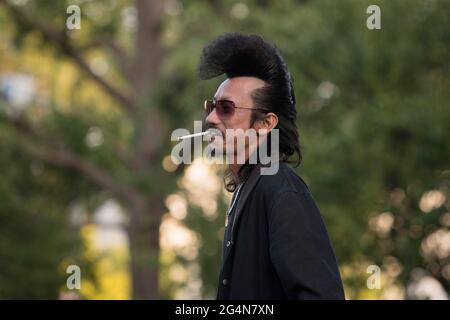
left=0, top=0, right=449, bottom=300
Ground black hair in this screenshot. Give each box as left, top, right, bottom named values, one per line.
left=198, top=33, right=302, bottom=191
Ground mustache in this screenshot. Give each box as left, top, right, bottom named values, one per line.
left=206, top=124, right=218, bottom=130
left=206, top=125, right=224, bottom=136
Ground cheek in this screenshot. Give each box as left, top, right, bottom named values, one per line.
left=223, top=120, right=255, bottom=150
left=226, top=112, right=253, bottom=131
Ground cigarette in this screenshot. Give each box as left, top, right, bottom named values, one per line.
left=177, top=131, right=210, bottom=141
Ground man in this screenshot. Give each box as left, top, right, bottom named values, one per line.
left=198, top=33, right=345, bottom=299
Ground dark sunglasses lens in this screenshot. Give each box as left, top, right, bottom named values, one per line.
left=217, top=101, right=235, bottom=118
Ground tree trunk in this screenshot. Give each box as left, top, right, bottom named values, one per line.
left=126, top=195, right=164, bottom=299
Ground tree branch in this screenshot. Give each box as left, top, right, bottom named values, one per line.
left=80, top=35, right=132, bottom=82
left=1, top=0, right=135, bottom=113
left=1, top=114, right=144, bottom=205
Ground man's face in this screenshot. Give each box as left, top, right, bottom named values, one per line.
left=206, top=77, right=266, bottom=160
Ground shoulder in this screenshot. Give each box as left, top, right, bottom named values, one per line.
left=254, top=163, right=324, bottom=228
left=255, top=161, right=311, bottom=199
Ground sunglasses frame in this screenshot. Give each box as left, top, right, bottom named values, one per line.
left=204, top=99, right=268, bottom=119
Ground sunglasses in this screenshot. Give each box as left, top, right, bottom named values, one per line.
left=204, top=99, right=267, bottom=119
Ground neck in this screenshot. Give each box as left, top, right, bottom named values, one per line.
left=228, top=142, right=260, bottom=180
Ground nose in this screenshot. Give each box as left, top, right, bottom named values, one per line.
left=206, top=108, right=220, bottom=127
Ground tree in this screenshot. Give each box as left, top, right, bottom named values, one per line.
left=0, top=0, right=167, bottom=299
left=1, top=0, right=449, bottom=299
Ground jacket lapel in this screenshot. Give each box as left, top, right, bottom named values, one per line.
left=222, top=164, right=263, bottom=265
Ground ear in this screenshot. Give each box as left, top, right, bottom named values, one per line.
left=254, top=112, right=278, bottom=136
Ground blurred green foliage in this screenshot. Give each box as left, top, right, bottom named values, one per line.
left=0, top=0, right=449, bottom=299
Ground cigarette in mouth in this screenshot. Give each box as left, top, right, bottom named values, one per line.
left=177, top=131, right=210, bottom=141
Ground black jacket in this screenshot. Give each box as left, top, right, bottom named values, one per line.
left=217, top=162, right=345, bottom=300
